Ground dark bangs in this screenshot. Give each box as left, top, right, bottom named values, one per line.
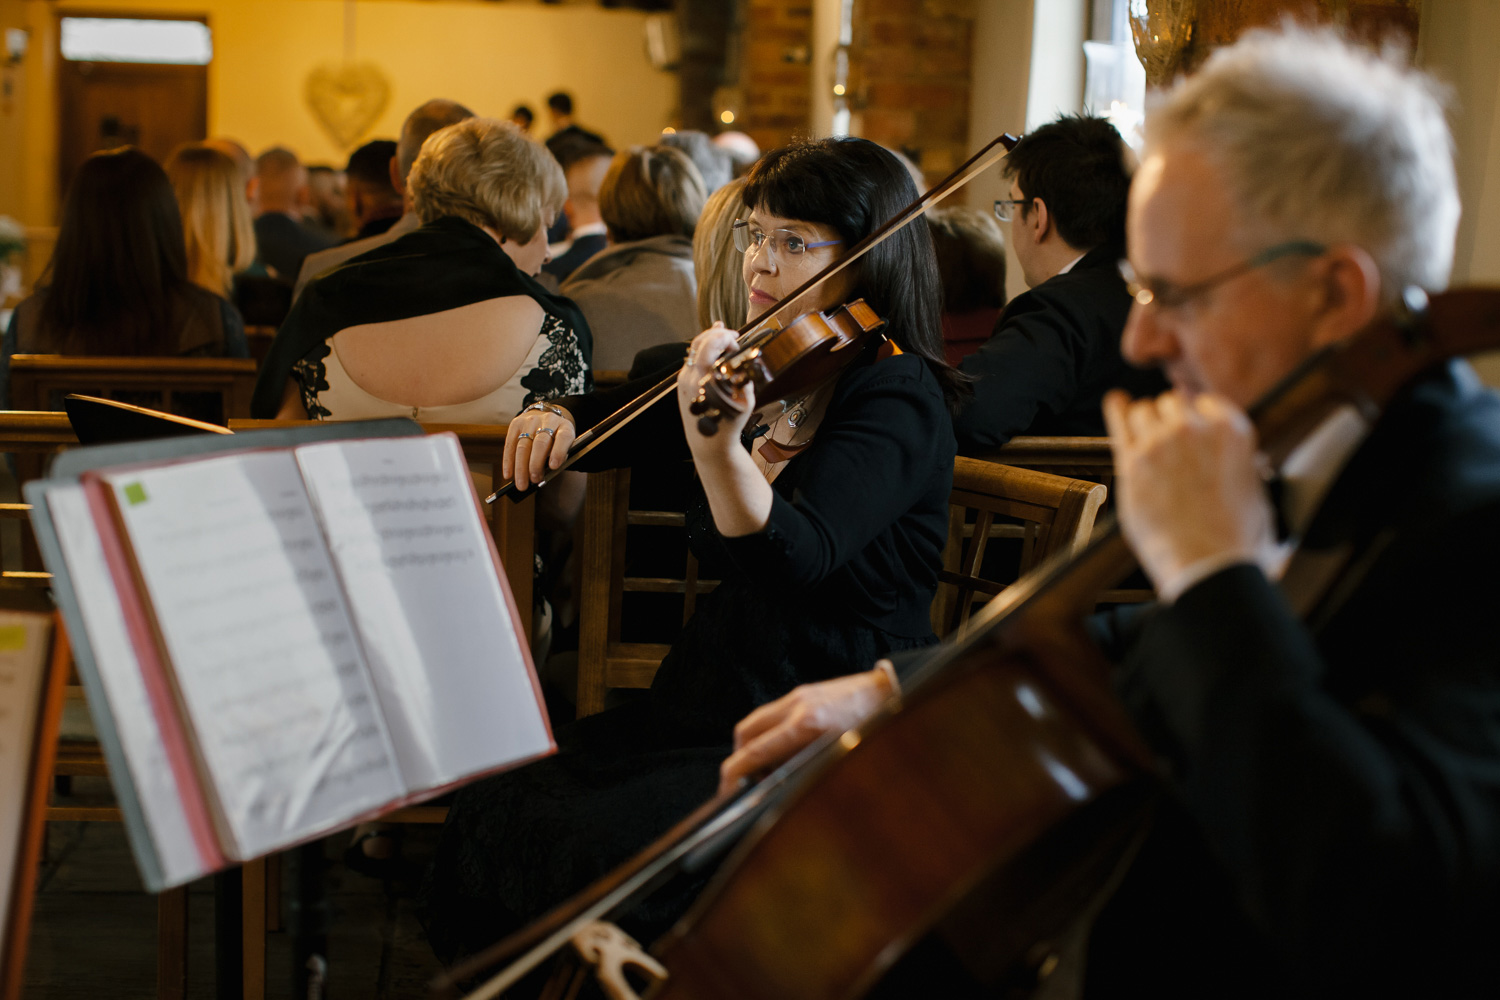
left=742, top=137, right=968, bottom=411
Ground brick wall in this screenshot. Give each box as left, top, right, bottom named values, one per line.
left=739, top=2, right=814, bottom=154
left=849, top=0, right=976, bottom=188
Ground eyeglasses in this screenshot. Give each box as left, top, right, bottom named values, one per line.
left=993, top=199, right=1027, bottom=223
left=732, top=221, right=842, bottom=258
left=1118, top=240, right=1327, bottom=311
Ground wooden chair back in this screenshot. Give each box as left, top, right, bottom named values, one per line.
left=932, top=457, right=1108, bottom=638
left=229, top=419, right=534, bottom=639
left=576, top=465, right=719, bottom=717
left=8, top=355, right=259, bottom=426
left=0, top=411, right=79, bottom=575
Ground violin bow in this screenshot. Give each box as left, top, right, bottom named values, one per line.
left=485, top=131, right=1022, bottom=504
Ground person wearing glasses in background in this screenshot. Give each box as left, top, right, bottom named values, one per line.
left=425, top=137, right=968, bottom=967
left=953, top=114, right=1165, bottom=454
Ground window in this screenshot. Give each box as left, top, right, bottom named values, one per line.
left=60, top=17, right=212, bottom=66
left=1083, top=0, right=1145, bottom=148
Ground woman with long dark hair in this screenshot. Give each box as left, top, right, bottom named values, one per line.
left=425, top=137, right=964, bottom=963
left=2, top=147, right=248, bottom=403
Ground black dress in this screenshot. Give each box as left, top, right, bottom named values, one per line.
left=424, top=348, right=955, bottom=963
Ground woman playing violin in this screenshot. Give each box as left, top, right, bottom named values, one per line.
left=425, top=137, right=967, bottom=963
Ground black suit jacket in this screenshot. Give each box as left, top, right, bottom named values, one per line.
left=253, top=213, right=334, bottom=285
left=952, top=243, right=1165, bottom=453
left=1081, top=360, right=1500, bottom=997
left=543, top=232, right=608, bottom=283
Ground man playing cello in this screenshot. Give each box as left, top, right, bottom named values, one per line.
left=720, top=26, right=1500, bottom=997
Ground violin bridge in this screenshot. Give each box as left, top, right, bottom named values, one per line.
left=569, top=920, right=668, bottom=1000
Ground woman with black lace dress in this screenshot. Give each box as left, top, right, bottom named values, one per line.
left=425, top=137, right=966, bottom=965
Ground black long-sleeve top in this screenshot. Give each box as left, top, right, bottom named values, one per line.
left=558, top=349, right=955, bottom=743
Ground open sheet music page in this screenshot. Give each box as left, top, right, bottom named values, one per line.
left=101, top=451, right=405, bottom=860
left=295, top=435, right=552, bottom=790
left=0, top=608, right=49, bottom=934
left=45, top=485, right=204, bottom=887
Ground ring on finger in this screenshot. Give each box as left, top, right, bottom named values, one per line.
left=536, top=426, right=556, bottom=437
left=517, top=431, right=532, bottom=440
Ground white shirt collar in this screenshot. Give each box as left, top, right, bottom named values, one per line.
left=1055, top=253, right=1087, bottom=276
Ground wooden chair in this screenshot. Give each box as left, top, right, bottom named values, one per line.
left=9, top=355, right=259, bottom=425
left=931, top=457, right=1108, bottom=639
left=991, top=435, right=1113, bottom=487
left=575, top=465, right=719, bottom=717
left=0, top=411, right=78, bottom=576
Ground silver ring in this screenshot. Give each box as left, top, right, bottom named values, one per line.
left=525, top=402, right=565, bottom=417
left=517, top=432, right=532, bottom=440
left=536, top=426, right=556, bottom=437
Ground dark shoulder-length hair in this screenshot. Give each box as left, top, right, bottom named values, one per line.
left=741, top=137, right=968, bottom=410
left=39, top=147, right=196, bottom=355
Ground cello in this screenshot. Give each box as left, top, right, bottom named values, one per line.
left=440, top=285, right=1500, bottom=999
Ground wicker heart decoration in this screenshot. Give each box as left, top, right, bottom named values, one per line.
left=304, top=61, right=391, bottom=150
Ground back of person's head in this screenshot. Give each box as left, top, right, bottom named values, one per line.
left=927, top=206, right=1006, bottom=314
left=553, top=136, right=615, bottom=173
left=600, top=146, right=707, bottom=244
left=408, top=117, right=566, bottom=242
left=41, top=147, right=194, bottom=354
left=346, top=140, right=400, bottom=199
left=511, top=105, right=535, bottom=131
left=693, top=176, right=751, bottom=330
left=564, top=146, right=614, bottom=221
left=398, top=99, right=476, bottom=185
left=164, top=143, right=257, bottom=298
left=1147, top=25, right=1458, bottom=301
left=743, top=137, right=966, bottom=409
left=204, top=137, right=254, bottom=187
left=255, top=146, right=305, bottom=213
left=659, top=130, right=733, bottom=194
left=1005, top=115, right=1130, bottom=251
left=713, top=131, right=761, bottom=178
left=547, top=92, right=574, bottom=117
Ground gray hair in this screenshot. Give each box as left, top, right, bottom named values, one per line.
left=1146, top=25, right=1460, bottom=301
left=409, top=118, right=565, bottom=241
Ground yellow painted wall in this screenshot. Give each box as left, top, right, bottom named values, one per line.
left=2, top=0, right=676, bottom=226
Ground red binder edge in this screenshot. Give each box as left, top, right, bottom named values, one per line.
left=78, top=472, right=224, bottom=872
left=0, top=613, right=70, bottom=1000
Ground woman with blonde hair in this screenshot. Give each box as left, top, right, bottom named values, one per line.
left=253, top=117, right=590, bottom=429
left=693, top=176, right=750, bottom=330
left=164, top=143, right=257, bottom=298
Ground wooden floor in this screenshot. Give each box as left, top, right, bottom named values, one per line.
left=27, top=778, right=445, bottom=999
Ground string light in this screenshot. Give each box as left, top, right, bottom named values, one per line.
left=720, top=110, right=735, bottom=124
left=832, top=84, right=845, bottom=96
left=662, top=127, right=676, bottom=134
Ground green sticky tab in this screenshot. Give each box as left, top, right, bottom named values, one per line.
left=123, top=482, right=148, bottom=506
left=0, top=625, right=27, bottom=651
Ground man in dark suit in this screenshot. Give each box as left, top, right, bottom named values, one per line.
left=719, top=27, right=1499, bottom=996
left=954, top=115, right=1164, bottom=453
left=252, top=147, right=334, bottom=284
left=542, top=143, right=613, bottom=283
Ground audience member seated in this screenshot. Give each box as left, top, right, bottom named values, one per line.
left=204, top=136, right=259, bottom=213
left=561, top=146, right=706, bottom=370
left=660, top=129, right=733, bottom=193
left=2, top=147, right=249, bottom=407
left=294, top=99, right=475, bottom=299
left=254, top=117, right=590, bottom=438
left=927, top=205, right=1006, bottom=365
left=511, top=104, right=535, bottom=133
left=694, top=176, right=750, bottom=330
left=544, top=90, right=607, bottom=159
left=342, top=139, right=403, bottom=242
left=305, top=163, right=350, bottom=240
left=253, top=146, right=334, bottom=283
left=714, top=130, right=761, bottom=178
left=542, top=143, right=613, bottom=283
left=164, top=144, right=258, bottom=305
left=954, top=114, right=1166, bottom=453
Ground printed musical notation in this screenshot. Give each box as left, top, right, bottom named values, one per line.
left=104, top=451, right=403, bottom=858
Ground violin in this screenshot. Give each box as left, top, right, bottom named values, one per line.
left=441, top=286, right=1500, bottom=999
left=486, top=133, right=1021, bottom=502
left=688, top=300, right=887, bottom=436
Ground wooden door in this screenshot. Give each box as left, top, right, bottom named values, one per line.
left=56, top=24, right=208, bottom=214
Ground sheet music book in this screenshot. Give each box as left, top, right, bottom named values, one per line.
left=0, top=590, right=66, bottom=1000
left=26, top=421, right=553, bottom=890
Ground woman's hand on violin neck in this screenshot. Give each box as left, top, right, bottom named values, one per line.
left=678, top=324, right=756, bottom=447
left=718, top=665, right=898, bottom=796
left=504, top=401, right=578, bottom=491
